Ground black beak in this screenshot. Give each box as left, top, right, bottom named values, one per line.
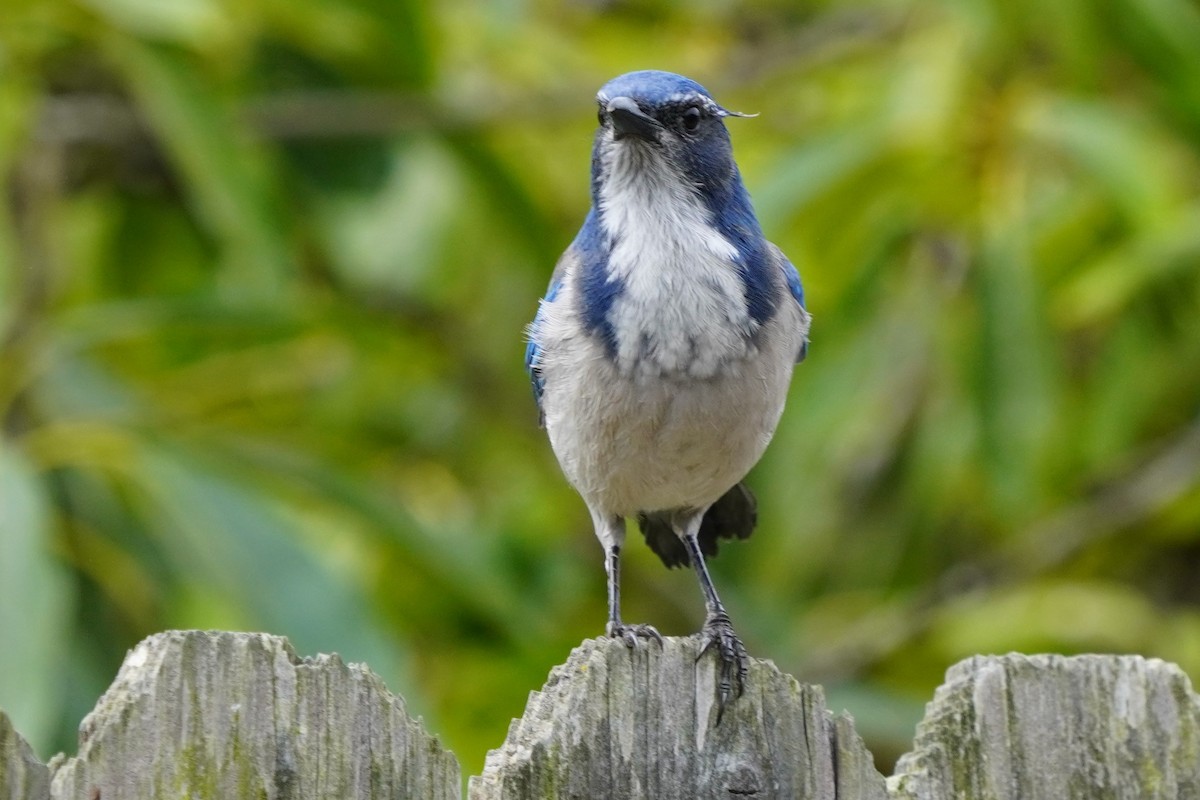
left=606, top=96, right=660, bottom=142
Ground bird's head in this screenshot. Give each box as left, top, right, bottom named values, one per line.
left=592, top=70, right=753, bottom=205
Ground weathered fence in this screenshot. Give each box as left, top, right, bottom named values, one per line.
left=2, top=630, right=1199, bottom=799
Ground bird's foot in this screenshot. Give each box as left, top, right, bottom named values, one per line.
left=606, top=620, right=664, bottom=648
left=697, top=611, right=748, bottom=722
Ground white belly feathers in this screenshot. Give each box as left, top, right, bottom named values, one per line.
left=536, top=145, right=804, bottom=515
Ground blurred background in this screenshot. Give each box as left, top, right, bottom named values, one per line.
left=3, top=0, right=1200, bottom=777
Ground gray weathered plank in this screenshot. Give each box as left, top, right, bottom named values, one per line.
left=889, top=653, right=1200, bottom=800
left=46, top=630, right=459, bottom=800
left=7, top=630, right=1200, bottom=799
left=1, top=711, right=49, bottom=800
left=468, top=635, right=888, bottom=800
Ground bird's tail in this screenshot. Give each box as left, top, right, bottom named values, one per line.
left=636, top=483, right=758, bottom=569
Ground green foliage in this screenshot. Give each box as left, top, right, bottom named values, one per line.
left=3, top=0, right=1200, bottom=776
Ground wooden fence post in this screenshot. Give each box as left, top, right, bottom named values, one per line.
left=1, top=711, right=48, bottom=800
left=469, top=635, right=886, bottom=800
left=889, top=653, right=1200, bottom=800
left=30, top=631, right=459, bottom=799
left=3, top=630, right=1200, bottom=799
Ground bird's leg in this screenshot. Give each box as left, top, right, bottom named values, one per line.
left=596, top=515, right=662, bottom=647
left=681, top=524, right=748, bottom=722
left=604, top=545, right=664, bottom=646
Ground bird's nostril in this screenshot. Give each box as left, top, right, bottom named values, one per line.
left=605, top=96, right=659, bottom=142
left=606, top=96, right=641, bottom=116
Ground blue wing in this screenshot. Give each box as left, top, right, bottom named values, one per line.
left=525, top=258, right=566, bottom=426
left=774, top=245, right=808, bottom=363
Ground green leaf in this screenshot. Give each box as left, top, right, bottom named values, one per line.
left=77, top=0, right=228, bottom=46
left=754, top=124, right=883, bottom=232
left=317, top=139, right=464, bottom=296
left=1025, top=97, right=1180, bottom=233
left=1054, top=205, right=1200, bottom=325
left=131, top=444, right=414, bottom=691
left=102, top=38, right=295, bottom=304
left=929, top=579, right=1160, bottom=656
left=0, top=445, right=73, bottom=754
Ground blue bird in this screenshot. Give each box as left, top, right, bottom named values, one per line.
left=525, top=70, right=810, bottom=716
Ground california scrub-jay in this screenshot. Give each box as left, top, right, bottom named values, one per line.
left=525, top=70, right=810, bottom=715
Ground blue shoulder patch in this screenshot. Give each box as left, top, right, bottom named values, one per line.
left=526, top=213, right=623, bottom=427
left=783, top=258, right=805, bottom=310
left=707, top=181, right=776, bottom=328
left=526, top=275, right=561, bottom=426
left=780, top=255, right=808, bottom=362
left=573, top=210, right=621, bottom=358
left=736, top=242, right=777, bottom=328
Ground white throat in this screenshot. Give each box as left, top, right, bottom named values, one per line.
left=597, top=145, right=755, bottom=378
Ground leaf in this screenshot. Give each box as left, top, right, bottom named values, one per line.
left=1053, top=205, right=1200, bottom=325
left=929, top=579, right=1160, bottom=656
left=0, top=445, right=74, bottom=754
left=1024, top=97, right=1181, bottom=233
left=317, top=138, right=464, bottom=297
left=973, top=128, right=1063, bottom=519
left=102, top=38, right=295, bottom=304
left=753, top=124, right=883, bottom=232
left=131, top=444, right=414, bottom=692
left=76, top=0, right=228, bottom=47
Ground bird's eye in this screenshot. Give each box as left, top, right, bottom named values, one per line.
left=682, top=107, right=702, bottom=132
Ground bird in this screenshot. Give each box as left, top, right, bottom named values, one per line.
left=524, top=70, right=810, bottom=718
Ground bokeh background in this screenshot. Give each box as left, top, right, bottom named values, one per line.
left=3, top=0, right=1200, bottom=777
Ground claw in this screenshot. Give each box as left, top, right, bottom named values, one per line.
left=607, top=621, right=664, bottom=648
left=697, top=612, right=748, bottom=724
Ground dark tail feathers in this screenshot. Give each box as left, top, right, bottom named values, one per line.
left=636, top=483, right=758, bottom=569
